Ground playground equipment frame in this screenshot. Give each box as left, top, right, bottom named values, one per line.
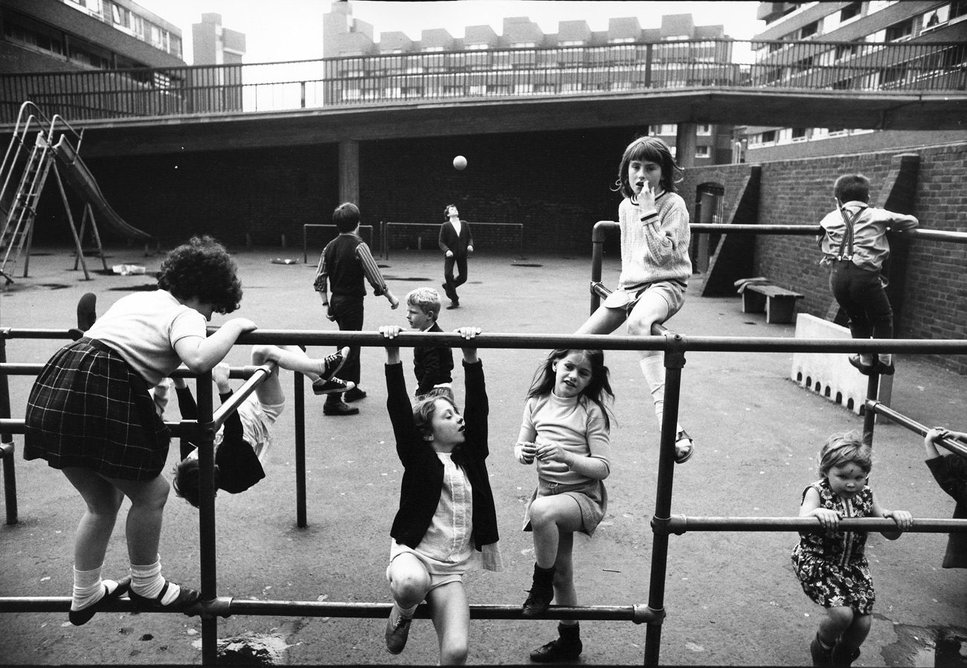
left=2, top=326, right=965, bottom=666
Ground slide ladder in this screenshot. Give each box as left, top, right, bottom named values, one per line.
left=0, top=101, right=155, bottom=288
left=0, top=132, right=55, bottom=285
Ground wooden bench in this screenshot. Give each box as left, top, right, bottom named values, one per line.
left=735, top=277, right=804, bottom=324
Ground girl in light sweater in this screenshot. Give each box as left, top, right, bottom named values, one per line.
left=515, top=348, right=614, bottom=663
left=575, top=136, right=694, bottom=463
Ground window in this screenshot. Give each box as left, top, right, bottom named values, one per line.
left=840, top=2, right=862, bottom=22
left=800, top=20, right=820, bottom=38
left=791, top=127, right=808, bottom=141
left=835, top=43, right=859, bottom=60
left=953, top=0, right=967, bottom=20
left=761, top=130, right=777, bottom=143
left=695, top=145, right=710, bottom=158
left=885, top=18, right=914, bottom=41
left=697, top=124, right=712, bottom=135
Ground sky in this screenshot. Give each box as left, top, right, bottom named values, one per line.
left=134, top=0, right=766, bottom=65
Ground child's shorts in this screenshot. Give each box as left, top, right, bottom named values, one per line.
left=603, top=279, right=687, bottom=319
left=229, top=395, right=284, bottom=460
left=387, top=540, right=476, bottom=592
left=523, top=478, right=608, bottom=537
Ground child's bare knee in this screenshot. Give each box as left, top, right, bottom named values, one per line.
left=441, top=639, right=468, bottom=665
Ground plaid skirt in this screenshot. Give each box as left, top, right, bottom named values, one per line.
left=24, top=338, right=171, bottom=481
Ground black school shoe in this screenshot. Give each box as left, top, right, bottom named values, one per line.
left=323, top=400, right=359, bottom=416
left=343, top=387, right=367, bottom=403
left=530, top=624, right=582, bottom=663
left=848, top=355, right=875, bottom=376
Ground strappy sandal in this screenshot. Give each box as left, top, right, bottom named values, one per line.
left=69, top=576, right=131, bottom=626
left=129, top=580, right=200, bottom=612
left=675, top=430, right=695, bottom=464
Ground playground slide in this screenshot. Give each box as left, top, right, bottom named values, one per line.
left=51, top=136, right=153, bottom=241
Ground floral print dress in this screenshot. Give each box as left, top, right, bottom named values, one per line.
left=791, top=478, right=876, bottom=614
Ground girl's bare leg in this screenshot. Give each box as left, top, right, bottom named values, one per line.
left=61, top=468, right=124, bottom=570
left=427, top=581, right=471, bottom=665
left=530, top=495, right=583, bottom=569
left=574, top=305, right=627, bottom=336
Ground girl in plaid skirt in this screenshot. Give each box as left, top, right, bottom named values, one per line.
left=24, top=236, right=255, bottom=625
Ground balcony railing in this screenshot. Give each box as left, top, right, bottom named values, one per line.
left=0, top=38, right=964, bottom=124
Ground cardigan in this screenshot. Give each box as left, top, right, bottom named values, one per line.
left=925, top=454, right=967, bottom=568
left=385, top=359, right=499, bottom=552
left=438, top=219, right=474, bottom=257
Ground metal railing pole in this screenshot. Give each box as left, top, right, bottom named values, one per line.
left=195, top=370, right=219, bottom=666
left=0, top=334, right=17, bottom=525
left=295, top=372, right=307, bottom=528
left=644, top=328, right=685, bottom=666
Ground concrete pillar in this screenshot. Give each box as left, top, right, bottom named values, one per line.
left=675, top=123, right=697, bottom=168
left=338, top=139, right=359, bottom=205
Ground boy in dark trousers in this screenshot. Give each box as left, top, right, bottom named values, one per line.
left=314, top=202, right=399, bottom=416
left=438, top=203, right=474, bottom=309
left=818, top=173, right=917, bottom=376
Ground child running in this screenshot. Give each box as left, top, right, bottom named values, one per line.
left=923, top=426, right=967, bottom=569
left=403, top=287, right=454, bottom=398
left=792, top=432, right=913, bottom=667
left=378, top=324, right=502, bottom=665
left=515, top=348, right=614, bottom=663
left=170, top=344, right=352, bottom=507
left=23, top=235, right=254, bottom=625
left=574, top=136, right=694, bottom=463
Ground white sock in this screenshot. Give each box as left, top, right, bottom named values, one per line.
left=879, top=352, right=892, bottom=365
left=71, top=565, right=104, bottom=611
left=639, top=355, right=683, bottom=435
left=397, top=602, right=418, bottom=619
left=131, top=558, right=182, bottom=604
left=859, top=353, right=875, bottom=366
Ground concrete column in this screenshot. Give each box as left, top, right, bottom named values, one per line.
left=675, top=123, right=697, bottom=168
left=338, top=139, right=359, bottom=205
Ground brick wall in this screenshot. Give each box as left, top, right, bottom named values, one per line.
left=684, top=143, right=967, bottom=374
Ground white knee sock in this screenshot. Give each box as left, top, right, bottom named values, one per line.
left=71, top=565, right=104, bottom=611
left=131, top=558, right=183, bottom=604
left=639, top=355, right=683, bottom=435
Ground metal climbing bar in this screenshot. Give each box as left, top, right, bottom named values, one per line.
left=3, top=326, right=967, bottom=666
left=866, top=400, right=967, bottom=459
left=663, top=516, right=967, bottom=534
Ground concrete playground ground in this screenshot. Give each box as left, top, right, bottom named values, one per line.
left=0, top=245, right=965, bottom=666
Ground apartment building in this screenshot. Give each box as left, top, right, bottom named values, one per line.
left=739, top=1, right=967, bottom=161
left=0, top=0, right=186, bottom=72
left=324, top=3, right=735, bottom=165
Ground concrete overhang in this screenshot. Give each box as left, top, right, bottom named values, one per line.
left=28, top=87, right=965, bottom=157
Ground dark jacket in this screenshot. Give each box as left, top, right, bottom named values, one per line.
left=413, top=322, right=454, bottom=396
left=438, top=220, right=474, bottom=257
left=385, top=359, right=498, bottom=551
left=926, top=454, right=967, bottom=568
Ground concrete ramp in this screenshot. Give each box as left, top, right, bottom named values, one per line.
left=51, top=135, right=153, bottom=242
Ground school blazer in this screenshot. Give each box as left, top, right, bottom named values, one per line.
left=385, top=360, right=499, bottom=551
left=438, top=220, right=474, bottom=257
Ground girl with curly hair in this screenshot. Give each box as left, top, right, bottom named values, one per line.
left=24, top=235, right=255, bottom=625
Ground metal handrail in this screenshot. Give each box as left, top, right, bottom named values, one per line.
left=2, top=38, right=963, bottom=123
